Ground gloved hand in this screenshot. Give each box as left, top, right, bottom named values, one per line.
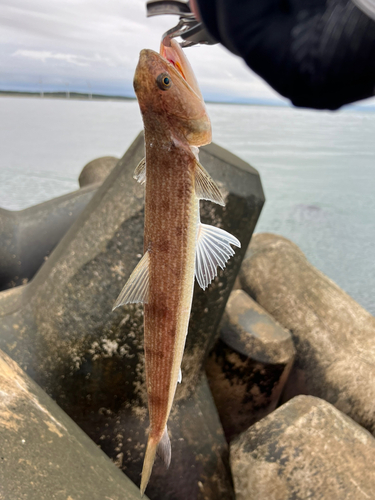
left=192, top=0, right=375, bottom=109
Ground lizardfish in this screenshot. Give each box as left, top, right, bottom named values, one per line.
left=113, top=38, right=240, bottom=496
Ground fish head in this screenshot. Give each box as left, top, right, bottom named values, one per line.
left=134, top=39, right=212, bottom=147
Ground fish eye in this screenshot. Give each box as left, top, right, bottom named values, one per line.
left=157, top=73, right=172, bottom=91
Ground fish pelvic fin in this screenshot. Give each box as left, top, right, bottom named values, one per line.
left=112, top=251, right=150, bottom=310
left=195, top=223, right=241, bottom=290
left=195, top=160, right=225, bottom=206
left=140, top=427, right=171, bottom=497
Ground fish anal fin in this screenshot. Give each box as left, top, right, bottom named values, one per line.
left=195, top=161, right=225, bottom=206
left=157, top=426, right=171, bottom=469
left=133, top=157, right=146, bottom=184
left=195, top=223, right=241, bottom=290
left=112, top=252, right=149, bottom=310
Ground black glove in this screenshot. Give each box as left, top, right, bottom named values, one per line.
left=196, top=0, right=375, bottom=109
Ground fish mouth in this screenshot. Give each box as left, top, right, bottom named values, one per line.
left=160, top=38, right=186, bottom=79
left=160, top=37, right=203, bottom=100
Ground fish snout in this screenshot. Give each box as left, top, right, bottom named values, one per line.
left=139, top=49, right=155, bottom=62
left=138, top=49, right=162, bottom=70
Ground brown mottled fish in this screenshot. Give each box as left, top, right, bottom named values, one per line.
left=113, top=38, right=240, bottom=496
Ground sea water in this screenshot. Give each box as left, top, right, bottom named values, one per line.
left=0, top=97, right=374, bottom=314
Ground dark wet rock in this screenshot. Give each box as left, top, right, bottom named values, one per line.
left=206, top=290, right=295, bottom=442
left=239, top=233, right=375, bottom=436
left=0, top=185, right=97, bottom=291
left=0, top=349, right=146, bottom=500
left=230, top=395, right=375, bottom=500
left=0, top=133, right=264, bottom=500
left=79, top=156, right=119, bottom=187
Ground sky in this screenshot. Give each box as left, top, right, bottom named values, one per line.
left=0, top=0, right=374, bottom=106
left=0, top=0, right=290, bottom=103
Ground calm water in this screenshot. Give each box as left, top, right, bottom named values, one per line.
left=0, top=97, right=374, bottom=314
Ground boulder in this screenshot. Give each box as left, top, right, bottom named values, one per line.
left=206, top=290, right=295, bottom=441
left=0, top=133, right=265, bottom=500
left=79, top=156, right=119, bottom=187
left=230, top=395, right=375, bottom=500
left=0, top=185, right=97, bottom=291
left=239, top=233, right=375, bottom=435
left=0, top=348, right=146, bottom=499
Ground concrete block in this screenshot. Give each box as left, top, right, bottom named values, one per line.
left=231, top=395, right=375, bottom=500
left=206, top=290, right=295, bottom=441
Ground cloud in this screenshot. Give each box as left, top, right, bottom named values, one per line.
left=12, top=49, right=112, bottom=67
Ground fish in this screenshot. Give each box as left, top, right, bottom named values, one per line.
left=112, top=38, right=240, bottom=496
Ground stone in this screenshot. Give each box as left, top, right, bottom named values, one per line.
left=206, top=290, right=295, bottom=441
left=239, top=233, right=375, bottom=436
left=230, top=395, right=375, bottom=500
left=0, top=185, right=97, bottom=291
left=0, top=348, right=147, bottom=500
left=79, top=156, right=119, bottom=187
left=0, top=133, right=265, bottom=500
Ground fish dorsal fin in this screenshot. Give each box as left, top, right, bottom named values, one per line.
left=133, top=157, right=146, bottom=184
left=112, top=251, right=150, bottom=310
left=195, top=161, right=225, bottom=206
left=195, top=224, right=241, bottom=290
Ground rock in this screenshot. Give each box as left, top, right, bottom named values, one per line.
left=239, top=233, right=375, bottom=436
left=0, top=185, right=97, bottom=291
left=206, top=290, right=295, bottom=441
left=0, top=133, right=265, bottom=500
left=79, top=156, right=119, bottom=187
left=230, top=395, right=375, bottom=500
left=0, top=348, right=147, bottom=500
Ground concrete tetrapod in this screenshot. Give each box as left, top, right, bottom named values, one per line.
left=230, top=395, right=375, bottom=500
left=206, top=290, right=295, bottom=442
left=79, top=156, right=119, bottom=187
left=0, top=186, right=97, bottom=291
left=0, top=349, right=147, bottom=500
left=0, top=133, right=265, bottom=500
left=0, top=156, right=118, bottom=292
left=239, top=233, right=375, bottom=436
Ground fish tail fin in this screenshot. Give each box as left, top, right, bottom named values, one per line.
left=140, top=427, right=171, bottom=497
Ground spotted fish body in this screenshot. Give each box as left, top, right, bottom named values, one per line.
left=113, top=39, right=240, bottom=496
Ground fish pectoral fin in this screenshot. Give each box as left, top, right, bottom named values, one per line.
left=112, top=251, right=150, bottom=310
left=157, top=426, right=171, bottom=469
left=133, top=157, right=146, bottom=184
left=195, top=223, right=241, bottom=290
left=195, top=160, right=225, bottom=206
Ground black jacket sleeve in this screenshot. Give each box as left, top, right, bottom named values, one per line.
left=196, top=0, right=375, bottom=109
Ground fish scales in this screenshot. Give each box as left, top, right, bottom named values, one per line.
left=144, top=126, right=198, bottom=435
